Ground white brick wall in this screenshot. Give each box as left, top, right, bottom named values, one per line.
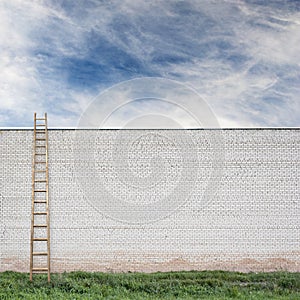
left=0, top=129, right=299, bottom=272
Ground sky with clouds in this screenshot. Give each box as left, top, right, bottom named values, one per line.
left=0, top=0, right=299, bottom=128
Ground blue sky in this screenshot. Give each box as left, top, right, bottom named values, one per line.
left=0, top=0, right=299, bottom=127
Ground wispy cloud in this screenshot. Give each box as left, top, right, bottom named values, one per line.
left=0, top=0, right=299, bottom=127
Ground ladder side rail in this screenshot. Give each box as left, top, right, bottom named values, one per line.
left=30, top=112, right=37, bottom=281
left=45, top=113, right=51, bottom=282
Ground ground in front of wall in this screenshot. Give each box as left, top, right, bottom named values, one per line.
left=0, top=270, right=299, bottom=299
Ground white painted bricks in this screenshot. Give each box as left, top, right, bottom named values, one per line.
left=0, top=129, right=299, bottom=272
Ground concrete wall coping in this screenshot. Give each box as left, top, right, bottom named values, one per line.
left=0, top=127, right=300, bottom=131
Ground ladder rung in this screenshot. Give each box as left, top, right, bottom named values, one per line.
left=35, top=162, right=46, bottom=164
left=36, top=124, right=45, bottom=126
left=34, top=224, right=47, bottom=227
left=34, top=180, right=47, bottom=182
left=33, top=238, right=48, bottom=241
left=32, top=268, right=48, bottom=272
left=35, top=153, right=46, bottom=155
left=35, top=170, right=46, bottom=173
left=34, top=200, right=47, bottom=203
left=35, top=146, right=46, bottom=148
left=33, top=252, right=48, bottom=256
left=34, top=190, right=47, bottom=192
left=36, top=138, right=46, bottom=141
left=33, top=212, right=47, bottom=215
left=36, top=118, right=46, bottom=120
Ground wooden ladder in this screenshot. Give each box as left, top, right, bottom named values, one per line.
left=30, top=113, right=51, bottom=282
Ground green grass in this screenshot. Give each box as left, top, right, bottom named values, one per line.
left=0, top=270, right=299, bottom=299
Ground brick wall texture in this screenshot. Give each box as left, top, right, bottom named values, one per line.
left=0, top=129, right=299, bottom=273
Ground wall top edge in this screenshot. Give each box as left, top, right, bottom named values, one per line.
left=0, top=127, right=300, bottom=131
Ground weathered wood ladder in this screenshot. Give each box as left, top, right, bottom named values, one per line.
left=30, top=113, right=50, bottom=282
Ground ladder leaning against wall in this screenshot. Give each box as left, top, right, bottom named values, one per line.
left=30, top=113, right=51, bottom=282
